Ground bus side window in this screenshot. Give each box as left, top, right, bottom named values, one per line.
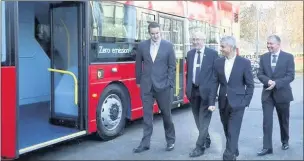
left=2, top=2, right=16, bottom=66
left=138, top=12, right=155, bottom=41
left=89, top=1, right=137, bottom=63
left=189, top=19, right=207, bottom=50
left=159, top=17, right=171, bottom=41
left=1, top=2, right=6, bottom=65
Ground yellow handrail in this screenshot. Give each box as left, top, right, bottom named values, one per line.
left=48, top=68, right=78, bottom=105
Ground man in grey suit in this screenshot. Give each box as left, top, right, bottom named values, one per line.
left=134, top=22, right=176, bottom=153
left=257, top=35, right=295, bottom=156
left=186, top=31, right=219, bottom=157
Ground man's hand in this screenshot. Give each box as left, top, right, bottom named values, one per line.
left=266, top=80, right=276, bottom=90
left=208, top=106, right=216, bottom=112
left=137, top=84, right=140, bottom=88
left=268, top=80, right=274, bottom=86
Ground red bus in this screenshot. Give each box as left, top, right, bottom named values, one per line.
left=1, top=1, right=239, bottom=159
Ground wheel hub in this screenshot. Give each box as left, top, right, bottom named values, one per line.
left=109, top=103, right=119, bottom=121
left=100, top=94, right=123, bottom=131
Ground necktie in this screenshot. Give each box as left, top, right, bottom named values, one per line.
left=195, top=50, right=201, bottom=85
left=271, top=54, right=277, bottom=72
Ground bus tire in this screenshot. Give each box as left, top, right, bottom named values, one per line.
left=96, top=84, right=128, bottom=141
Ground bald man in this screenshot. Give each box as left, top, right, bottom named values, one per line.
left=185, top=31, right=219, bottom=157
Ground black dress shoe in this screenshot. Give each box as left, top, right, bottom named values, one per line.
left=223, top=153, right=236, bottom=161
left=205, top=142, right=211, bottom=148
left=133, top=146, right=150, bottom=153
left=166, top=143, right=174, bottom=151
left=235, top=149, right=239, bottom=157
left=282, top=143, right=289, bottom=150
left=232, top=155, right=236, bottom=161
left=257, top=148, right=273, bottom=156
left=189, top=147, right=205, bottom=157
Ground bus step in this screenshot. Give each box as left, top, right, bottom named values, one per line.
left=49, top=117, right=78, bottom=129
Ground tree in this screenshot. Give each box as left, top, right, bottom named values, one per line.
left=276, top=1, right=303, bottom=49
left=239, top=2, right=276, bottom=51
left=239, top=2, right=257, bottom=43
left=240, top=1, right=303, bottom=51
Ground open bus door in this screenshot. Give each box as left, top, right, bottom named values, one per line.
left=1, top=2, right=89, bottom=159
left=18, top=1, right=88, bottom=156
left=48, top=1, right=87, bottom=132
left=1, top=2, right=18, bottom=159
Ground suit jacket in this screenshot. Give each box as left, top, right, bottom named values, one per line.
left=209, top=56, right=254, bottom=109
left=257, top=51, right=295, bottom=103
left=135, top=39, right=176, bottom=93
left=185, top=47, right=219, bottom=102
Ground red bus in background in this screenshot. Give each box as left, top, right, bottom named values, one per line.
left=1, top=1, right=240, bottom=159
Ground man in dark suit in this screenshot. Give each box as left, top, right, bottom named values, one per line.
left=186, top=31, right=219, bottom=157
left=134, top=22, right=176, bottom=153
left=256, top=35, right=295, bottom=156
left=208, top=36, right=254, bottom=160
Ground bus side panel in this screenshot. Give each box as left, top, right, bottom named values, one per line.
left=87, top=65, right=108, bottom=133
left=1, top=67, right=17, bottom=159
left=87, top=63, right=158, bottom=133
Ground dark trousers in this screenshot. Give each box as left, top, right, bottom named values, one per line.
left=262, top=93, right=290, bottom=149
left=140, top=86, right=175, bottom=147
left=220, top=97, right=245, bottom=160
left=190, top=84, right=212, bottom=149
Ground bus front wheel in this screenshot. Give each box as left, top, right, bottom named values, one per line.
left=96, top=84, right=128, bottom=141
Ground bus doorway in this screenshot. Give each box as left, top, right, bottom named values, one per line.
left=17, top=1, right=87, bottom=155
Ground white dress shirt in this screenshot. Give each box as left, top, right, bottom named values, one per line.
left=150, top=40, right=160, bottom=62
left=271, top=49, right=280, bottom=67
left=192, top=47, right=205, bottom=83
left=225, top=54, right=236, bottom=83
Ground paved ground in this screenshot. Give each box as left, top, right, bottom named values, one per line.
left=18, top=75, right=303, bottom=160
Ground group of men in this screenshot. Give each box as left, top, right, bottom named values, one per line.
left=134, top=22, right=295, bottom=161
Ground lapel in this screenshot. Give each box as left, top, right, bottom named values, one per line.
left=200, top=47, right=208, bottom=70
left=265, top=52, right=273, bottom=74
left=146, top=40, right=153, bottom=63
left=154, top=40, right=164, bottom=62
left=220, top=58, right=227, bottom=84
left=228, top=56, right=238, bottom=84
left=189, top=49, right=195, bottom=77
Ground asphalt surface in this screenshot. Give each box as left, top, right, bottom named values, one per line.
left=18, top=75, right=303, bottom=160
